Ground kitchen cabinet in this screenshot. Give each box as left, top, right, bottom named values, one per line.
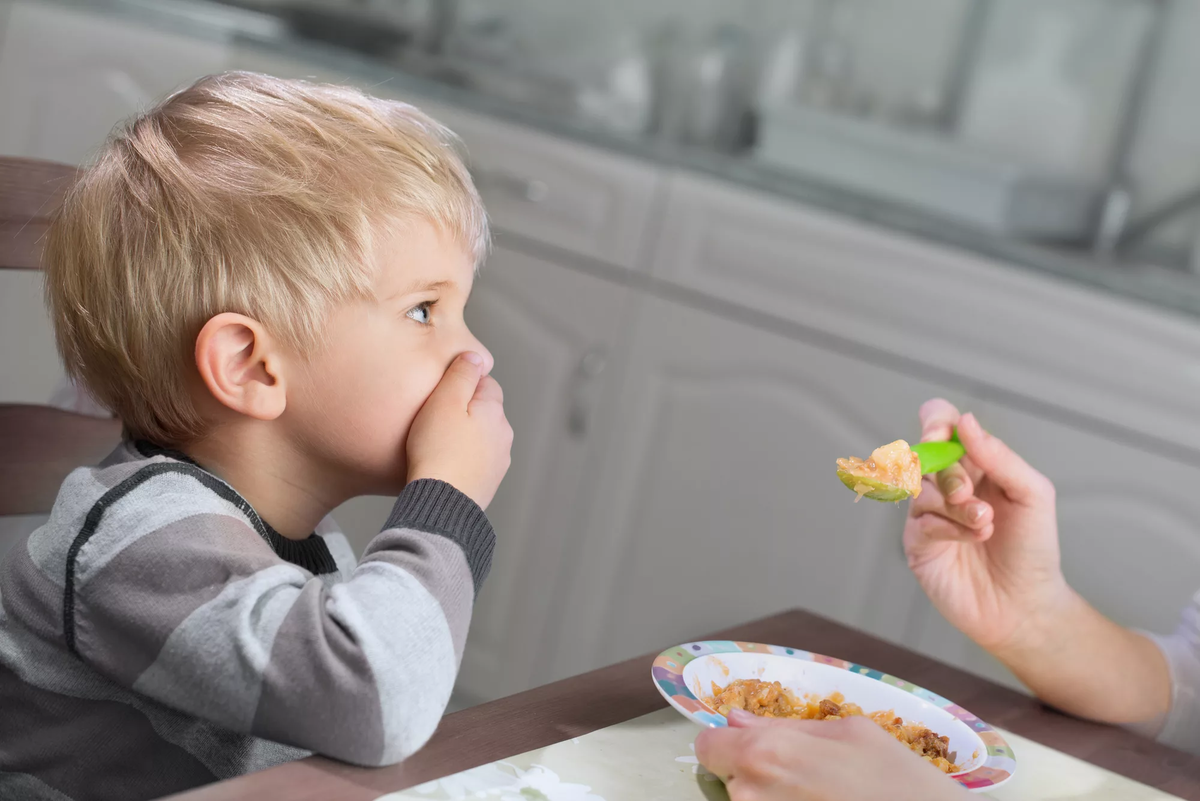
left=10, top=14, right=1200, bottom=707
left=0, top=1, right=228, bottom=165
left=651, top=172, right=1200, bottom=455
left=990, top=403, right=1200, bottom=641
left=541, top=292, right=981, bottom=684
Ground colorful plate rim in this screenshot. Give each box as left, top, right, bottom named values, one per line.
left=652, top=640, right=1015, bottom=792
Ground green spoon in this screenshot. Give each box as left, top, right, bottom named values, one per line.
left=912, top=430, right=965, bottom=475
left=837, top=430, right=965, bottom=502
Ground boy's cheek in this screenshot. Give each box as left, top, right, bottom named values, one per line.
left=352, top=420, right=411, bottom=493
left=313, top=358, right=442, bottom=488
left=370, top=397, right=423, bottom=471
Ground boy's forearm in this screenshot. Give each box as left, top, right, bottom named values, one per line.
left=993, top=589, right=1171, bottom=726
left=71, top=477, right=492, bottom=767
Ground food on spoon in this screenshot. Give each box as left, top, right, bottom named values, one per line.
left=836, top=439, right=922, bottom=503
left=707, top=678, right=966, bottom=774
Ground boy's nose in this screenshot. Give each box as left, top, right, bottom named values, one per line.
left=477, top=345, right=495, bottom=377
left=464, top=336, right=494, bottom=377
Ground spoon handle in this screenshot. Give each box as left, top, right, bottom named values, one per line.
left=911, top=429, right=964, bottom=475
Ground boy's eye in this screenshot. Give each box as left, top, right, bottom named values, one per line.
left=406, top=301, right=434, bottom=325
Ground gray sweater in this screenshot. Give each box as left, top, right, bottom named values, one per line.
left=0, top=441, right=494, bottom=801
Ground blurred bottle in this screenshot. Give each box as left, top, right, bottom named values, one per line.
left=756, top=29, right=805, bottom=110
left=649, top=22, right=755, bottom=151
left=575, top=31, right=655, bottom=136
left=688, top=24, right=757, bottom=150
left=798, top=0, right=857, bottom=113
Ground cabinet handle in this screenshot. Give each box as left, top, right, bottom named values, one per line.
left=567, top=347, right=607, bottom=438
left=470, top=165, right=549, bottom=203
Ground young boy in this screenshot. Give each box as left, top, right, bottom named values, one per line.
left=0, top=72, right=512, bottom=801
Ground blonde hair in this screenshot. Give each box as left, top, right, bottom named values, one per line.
left=45, top=71, right=488, bottom=445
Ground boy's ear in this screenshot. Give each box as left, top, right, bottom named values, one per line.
left=194, top=313, right=287, bottom=421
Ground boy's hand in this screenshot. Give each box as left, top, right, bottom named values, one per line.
left=406, top=353, right=513, bottom=510
left=904, top=399, right=1071, bottom=657
left=695, top=710, right=969, bottom=801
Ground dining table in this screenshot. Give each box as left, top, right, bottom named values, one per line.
left=164, top=608, right=1200, bottom=801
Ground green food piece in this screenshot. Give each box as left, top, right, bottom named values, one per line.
left=835, top=470, right=914, bottom=503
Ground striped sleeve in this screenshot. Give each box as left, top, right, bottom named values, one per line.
left=67, top=475, right=493, bottom=767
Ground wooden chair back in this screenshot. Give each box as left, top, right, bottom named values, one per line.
left=0, top=157, right=121, bottom=516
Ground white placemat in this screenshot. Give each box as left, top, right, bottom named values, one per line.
left=378, top=708, right=1182, bottom=801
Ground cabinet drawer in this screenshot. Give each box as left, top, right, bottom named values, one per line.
left=651, top=171, right=1200, bottom=456
left=425, top=104, right=662, bottom=270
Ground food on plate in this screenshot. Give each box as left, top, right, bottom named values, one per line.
left=706, top=678, right=966, bottom=774
left=835, top=439, right=922, bottom=503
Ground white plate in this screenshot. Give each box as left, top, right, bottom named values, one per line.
left=652, top=640, right=1015, bottom=792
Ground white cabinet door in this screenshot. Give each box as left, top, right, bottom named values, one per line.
left=544, top=294, right=982, bottom=682
left=0, top=2, right=227, bottom=164
left=912, top=400, right=1200, bottom=692
left=453, top=246, right=632, bottom=704
left=991, top=404, right=1200, bottom=637
left=651, top=172, right=1200, bottom=455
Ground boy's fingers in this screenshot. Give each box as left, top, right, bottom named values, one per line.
left=431, top=353, right=484, bottom=410
left=918, top=398, right=961, bottom=442
left=472, top=375, right=504, bottom=405
left=958, top=413, right=1053, bottom=506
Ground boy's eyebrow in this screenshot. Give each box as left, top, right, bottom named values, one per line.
left=386, top=279, right=454, bottom=300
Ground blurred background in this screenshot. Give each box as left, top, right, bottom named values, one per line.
left=3, top=0, right=1200, bottom=711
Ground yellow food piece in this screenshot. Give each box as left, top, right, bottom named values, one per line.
left=836, top=439, right=922, bottom=502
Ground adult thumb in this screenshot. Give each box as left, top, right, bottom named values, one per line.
left=957, top=413, right=1051, bottom=506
